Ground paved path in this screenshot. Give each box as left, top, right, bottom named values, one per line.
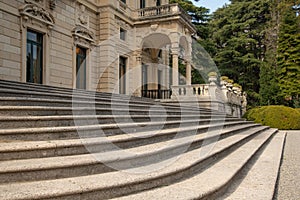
left=275, top=130, right=300, bottom=200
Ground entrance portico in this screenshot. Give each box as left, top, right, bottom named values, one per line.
left=132, top=23, right=194, bottom=99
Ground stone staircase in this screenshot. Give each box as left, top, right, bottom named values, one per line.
left=0, top=80, right=285, bottom=199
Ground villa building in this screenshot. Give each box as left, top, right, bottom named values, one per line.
left=0, top=0, right=196, bottom=98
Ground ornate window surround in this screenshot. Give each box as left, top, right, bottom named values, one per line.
left=19, top=1, right=55, bottom=85
left=72, top=25, right=95, bottom=90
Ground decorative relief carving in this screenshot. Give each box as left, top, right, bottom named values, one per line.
left=76, top=4, right=89, bottom=28
left=115, top=16, right=130, bottom=29
left=72, top=25, right=95, bottom=48
left=150, top=24, right=159, bottom=31
left=49, top=0, right=57, bottom=10
left=25, top=0, right=45, bottom=7
left=19, top=3, right=55, bottom=29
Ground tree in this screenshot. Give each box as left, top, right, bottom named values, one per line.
left=209, top=0, right=272, bottom=106
left=259, top=0, right=281, bottom=105
left=277, top=0, right=300, bottom=107
left=170, top=0, right=210, bottom=38
left=170, top=0, right=211, bottom=84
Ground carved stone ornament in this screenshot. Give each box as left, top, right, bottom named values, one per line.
left=76, top=4, right=89, bottom=28
left=49, top=0, right=57, bottom=10
left=150, top=24, right=159, bottom=31
left=72, top=25, right=95, bottom=47
left=25, top=0, right=44, bottom=7
left=115, top=16, right=130, bottom=29
left=19, top=3, right=55, bottom=29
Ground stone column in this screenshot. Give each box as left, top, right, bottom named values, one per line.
left=186, top=61, right=192, bottom=85
left=171, top=49, right=179, bottom=86
left=133, top=51, right=142, bottom=97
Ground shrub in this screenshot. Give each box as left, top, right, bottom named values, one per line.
left=244, top=105, right=300, bottom=130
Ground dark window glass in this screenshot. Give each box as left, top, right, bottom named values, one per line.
left=26, top=29, right=43, bottom=84
left=120, top=28, right=126, bottom=41
left=140, top=0, right=146, bottom=8
left=119, top=57, right=127, bottom=94
left=156, top=0, right=161, bottom=6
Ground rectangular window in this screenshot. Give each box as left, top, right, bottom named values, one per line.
left=156, top=0, right=161, bottom=6
left=76, top=46, right=87, bottom=89
left=26, top=29, right=43, bottom=84
left=120, top=28, right=126, bottom=41
left=119, top=56, right=127, bottom=94
left=140, top=0, right=146, bottom=8
left=121, top=0, right=126, bottom=4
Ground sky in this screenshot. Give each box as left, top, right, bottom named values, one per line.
left=192, top=0, right=230, bottom=13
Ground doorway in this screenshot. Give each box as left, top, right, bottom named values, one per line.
left=76, top=46, right=86, bottom=89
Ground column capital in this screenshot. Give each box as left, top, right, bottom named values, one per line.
left=185, top=55, right=192, bottom=62
left=135, top=50, right=142, bottom=62
left=170, top=47, right=179, bottom=55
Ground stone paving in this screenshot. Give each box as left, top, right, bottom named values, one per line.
left=275, top=130, right=300, bottom=200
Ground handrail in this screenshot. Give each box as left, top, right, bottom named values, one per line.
left=136, top=3, right=191, bottom=21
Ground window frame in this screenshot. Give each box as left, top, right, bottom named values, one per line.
left=119, top=56, right=127, bottom=94
left=26, top=29, right=44, bottom=84
left=120, top=27, right=127, bottom=41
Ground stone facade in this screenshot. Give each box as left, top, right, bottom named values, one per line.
left=0, top=0, right=196, bottom=96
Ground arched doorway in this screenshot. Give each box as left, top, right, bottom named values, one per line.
left=140, top=33, right=172, bottom=99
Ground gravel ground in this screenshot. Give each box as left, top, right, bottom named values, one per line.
left=275, top=130, right=300, bottom=200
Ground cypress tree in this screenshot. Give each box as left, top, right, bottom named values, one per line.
left=277, top=0, right=300, bottom=107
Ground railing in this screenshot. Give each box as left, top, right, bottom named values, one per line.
left=137, top=3, right=192, bottom=21
left=172, top=84, right=210, bottom=97
left=142, top=89, right=172, bottom=99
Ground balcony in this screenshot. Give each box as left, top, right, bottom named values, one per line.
left=136, top=3, right=192, bottom=23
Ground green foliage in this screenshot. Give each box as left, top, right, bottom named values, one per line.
left=191, top=68, right=205, bottom=84
left=176, top=0, right=299, bottom=108
left=178, top=59, right=186, bottom=85
left=170, top=0, right=210, bottom=37
left=244, top=105, right=300, bottom=130
left=208, top=0, right=272, bottom=106
left=277, top=0, right=300, bottom=107
left=170, top=0, right=211, bottom=84
left=259, top=0, right=281, bottom=106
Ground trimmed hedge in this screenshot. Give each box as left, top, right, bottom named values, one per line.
left=244, top=105, right=300, bottom=130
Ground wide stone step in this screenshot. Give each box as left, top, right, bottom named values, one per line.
left=0, top=114, right=239, bottom=129
left=112, top=128, right=277, bottom=200
left=0, top=97, right=213, bottom=114
left=0, top=105, right=219, bottom=116
left=219, top=131, right=286, bottom=200
left=0, top=79, right=154, bottom=102
left=0, top=123, right=258, bottom=161
left=0, top=96, right=168, bottom=108
left=0, top=87, right=223, bottom=115
left=0, top=118, right=252, bottom=141
left=0, top=79, right=156, bottom=103
left=0, top=127, right=273, bottom=199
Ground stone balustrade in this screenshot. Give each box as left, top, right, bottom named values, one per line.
left=170, top=78, right=247, bottom=118
left=137, top=3, right=192, bottom=21
left=172, top=84, right=210, bottom=97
